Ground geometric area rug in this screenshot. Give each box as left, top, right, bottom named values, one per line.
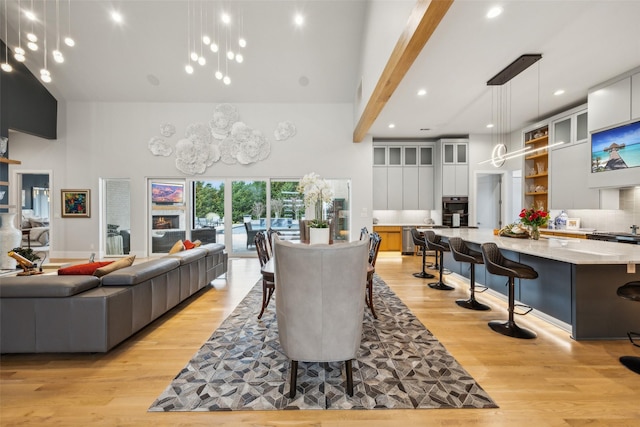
left=148, top=275, right=498, bottom=411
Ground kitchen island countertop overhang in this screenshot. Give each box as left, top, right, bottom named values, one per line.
left=427, top=228, right=640, bottom=265
left=427, top=228, right=640, bottom=340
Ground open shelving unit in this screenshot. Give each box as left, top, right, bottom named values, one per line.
left=523, top=126, right=549, bottom=211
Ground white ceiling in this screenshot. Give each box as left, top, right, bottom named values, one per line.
left=2, top=0, right=640, bottom=140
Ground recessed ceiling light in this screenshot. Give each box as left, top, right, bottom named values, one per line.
left=221, top=13, right=231, bottom=25
left=487, top=6, right=503, bottom=19
left=417, top=89, right=427, bottom=96
left=111, top=11, right=123, bottom=23
left=24, top=10, right=36, bottom=21
left=388, top=124, right=395, bottom=129
left=294, top=13, right=304, bottom=27
left=554, top=89, right=565, bottom=96
left=486, top=123, right=494, bottom=128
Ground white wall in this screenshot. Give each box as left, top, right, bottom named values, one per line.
left=355, top=0, right=415, bottom=119
left=10, top=102, right=372, bottom=258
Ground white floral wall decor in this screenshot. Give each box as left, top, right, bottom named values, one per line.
left=159, top=123, right=176, bottom=137
left=148, top=104, right=293, bottom=174
left=274, top=121, right=296, bottom=141
left=148, top=136, right=173, bottom=156
left=210, top=104, right=239, bottom=139
left=175, top=123, right=222, bottom=175
left=220, top=122, right=270, bottom=165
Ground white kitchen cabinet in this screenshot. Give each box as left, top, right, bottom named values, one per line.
left=551, top=106, right=588, bottom=149
left=550, top=143, right=600, bottom=209
left=440, top=140, right=468, bottom=197
left=632, top=72, right=640, bottom=120
left=442, top=164, right=468, bottom=196
left=588, top=77, right=631, bottom=132
left=403, top=167, right=419, bottom=209
left=372, top=143, right=435, bottom=209
left=387, top=167, right=403, bottom=210
left=418, top=166, right=434, bottom=209
left=442, top=141, right=467, bottom=164
left=372, top=167, right=388, bottom=210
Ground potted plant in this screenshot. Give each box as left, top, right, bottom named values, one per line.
left=297, top=173, right=334, bottom=243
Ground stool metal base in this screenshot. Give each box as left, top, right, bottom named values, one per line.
left=413, top=271, right=435, bottom=279
left=428, top=281, right=454, bottom=291
left=620, top=356, right=640, bottom=374
left=456, top=298, right=491, bottom=311
left=488, top=320, right=536, bottom=339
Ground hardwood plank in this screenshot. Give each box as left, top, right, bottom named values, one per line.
left=1, top=253, right=639, bottom=425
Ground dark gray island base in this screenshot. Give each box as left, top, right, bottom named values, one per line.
left=433, top=229, right=640, bottom=340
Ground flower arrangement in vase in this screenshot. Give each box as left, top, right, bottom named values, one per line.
left=297, top=172, right=334, bottom=229
left=519, top=206, right=549, bottom=240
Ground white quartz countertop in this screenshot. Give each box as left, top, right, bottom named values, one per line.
left=431, top=228, right=640, bottom=265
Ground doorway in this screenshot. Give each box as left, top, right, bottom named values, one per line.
left=14, top=171, right=51, bottom=261
left=475, top=172, right=502, bottom=229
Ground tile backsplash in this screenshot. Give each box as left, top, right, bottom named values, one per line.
left=563, top=188, right=639, bottom=232
left=372, top=210, right=433, bottom=225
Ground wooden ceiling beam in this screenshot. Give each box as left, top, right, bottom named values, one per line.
left=353, top=0, right=454, bottom=142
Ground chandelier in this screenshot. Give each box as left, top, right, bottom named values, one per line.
left=184, top=0, right=247, bottom=85
left=1, top=0, right=76, bottom=83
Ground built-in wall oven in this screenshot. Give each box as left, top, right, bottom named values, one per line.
left=442, top=196, right=468, bottom=227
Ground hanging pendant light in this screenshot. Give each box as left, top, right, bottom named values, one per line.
left=2, top=0, right=12, bottom=72
left=40, top=0, right=51, bottom=83
left=64, top=0, right=75, bottom=46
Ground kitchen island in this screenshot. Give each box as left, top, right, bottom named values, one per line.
left=432, top=228, right=640, bottom=340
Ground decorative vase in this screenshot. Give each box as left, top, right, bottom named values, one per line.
left=0, top=213, right=22, bottom=269
left=309, top=227, right=330, bottom=245
left=530, top=224, right=540, bottom=240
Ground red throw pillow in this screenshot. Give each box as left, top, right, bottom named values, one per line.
left=58, top=261, right=114, bottom=275
left=183, top=240, right=196, bottom=250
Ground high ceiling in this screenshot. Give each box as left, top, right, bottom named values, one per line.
left=2, top=0, right=640, bottom=140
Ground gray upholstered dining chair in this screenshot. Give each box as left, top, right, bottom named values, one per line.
left=273, top=238, right=369, bottom=398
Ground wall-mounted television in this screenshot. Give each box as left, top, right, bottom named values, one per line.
left=151, top=182, right=184, bottom=204
left=592, top=120, right=640, bottom=173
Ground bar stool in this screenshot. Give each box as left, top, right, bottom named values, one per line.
left=448, top=237, right=490, bottom=311
left=424, top=230, right=454, bottom=291
left=411, top=228, right=434, bottom=279
left=617, top=281, right=640, bottom=374
left=481, top=242, right=537, bottom=339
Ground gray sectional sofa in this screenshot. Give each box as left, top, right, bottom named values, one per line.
left=0, top=243, right=227, bottom=354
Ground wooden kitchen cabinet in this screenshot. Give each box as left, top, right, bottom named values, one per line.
left=373, top=226, right=402, bottom=251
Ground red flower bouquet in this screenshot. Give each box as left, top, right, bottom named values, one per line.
left=519, top=207, right=549, bottom=227
left=519, top=207, right=548, bottom=240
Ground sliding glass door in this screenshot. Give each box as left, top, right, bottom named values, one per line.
left=230, top=180, right=267, bottom=255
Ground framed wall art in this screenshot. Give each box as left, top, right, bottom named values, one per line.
left=61, top=189, right=91, bottom=218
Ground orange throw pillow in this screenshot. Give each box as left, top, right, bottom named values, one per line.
left=183, top=240, right=196, bottom=250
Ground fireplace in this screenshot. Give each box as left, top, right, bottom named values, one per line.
left=152, top=215, right=180, bottom=230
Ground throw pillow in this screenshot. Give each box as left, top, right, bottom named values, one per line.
left=183, top=240, right=196, bottom=250
left=169, top=240, right=185, bottom=254
left=58, top=261, right=113, bottom=275
left=93, top=255, right=136, bottom=277
left=193, top=240, right=202, bottom=247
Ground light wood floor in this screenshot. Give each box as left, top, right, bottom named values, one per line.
left=1, top=254, right=639, bottom=426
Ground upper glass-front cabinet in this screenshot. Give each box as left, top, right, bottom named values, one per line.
left=442, top=142, right=467, bottom=164
left=373, top=147, right=386, bottom=165
left=388, top=147, right=402, bottom=165
left=373, top=144, right=434, bottom=166
left=420, top=146, right=433, bottom=165
left=404, top=147, right=417, bottom=165
left=552, top=108, right=588, bottom=147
